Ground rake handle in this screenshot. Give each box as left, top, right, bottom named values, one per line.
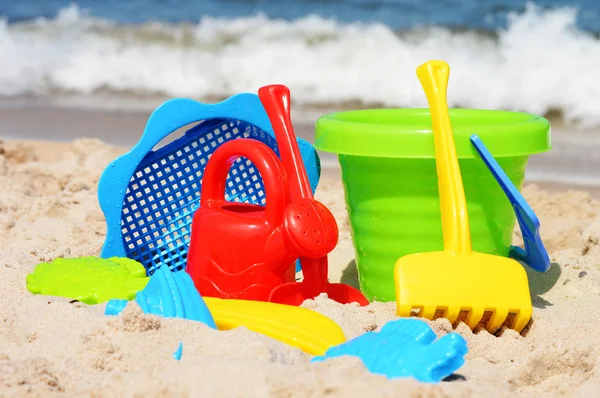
left=416, top=61, right=472, bottom=255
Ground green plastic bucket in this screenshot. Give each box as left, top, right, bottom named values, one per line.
left=315, top=108, right=551, bottom=302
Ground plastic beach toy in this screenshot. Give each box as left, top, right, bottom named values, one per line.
left=258, top=85, right=369, bottom=307
left=186, top=138, right=296, bottom=301
left=394, top=60, right=532, bottom=334
left=26, top=256, right=149, bottom=305
left=106, top=266, right=345, bottom=356
left=470, top=134, right=550, bottom=273
left=315, top=81, right=550, bottom=303
left=173, top=342, right=183, bottom=360
left=106, top=264, right=217, bottom=329
left=203, top=297, right=346, bottom=356
left=312, top=318, right=468, bottom=383
left=187, top=85, right=367, bottom=305
left=97, top=93, right=320, bottom=276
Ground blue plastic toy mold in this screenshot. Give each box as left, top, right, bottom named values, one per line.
left=105, top=264, right=217, bottom=329
left=98, top=93, right=320, bottom=276
left=470, top=134, right=550, bottom=272
left=311, top=318, right=468, bottom=383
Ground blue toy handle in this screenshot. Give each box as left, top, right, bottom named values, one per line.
left=470, top=134, right=550, bottom=272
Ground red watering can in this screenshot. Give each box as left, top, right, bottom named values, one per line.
left=259, top=84, right=369, bottom=307
left=186, top=138, right=338, bottom=301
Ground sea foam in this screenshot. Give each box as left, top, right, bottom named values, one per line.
left=0, top=3, right=598, bottom=125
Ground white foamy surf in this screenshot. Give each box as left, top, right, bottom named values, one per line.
left=0, top=3, right=598, bottom=125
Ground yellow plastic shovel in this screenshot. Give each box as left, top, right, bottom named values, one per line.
left=394, top=60, right=532, bottom=334
left=204, top=297, right=346, bottom=356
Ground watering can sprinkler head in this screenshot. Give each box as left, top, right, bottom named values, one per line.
left=283, top=198, right=339, bottom=259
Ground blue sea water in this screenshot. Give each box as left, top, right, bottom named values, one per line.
left=2, top=0, right=599, bottom=32
left=0, top=0, right=599, bottom=125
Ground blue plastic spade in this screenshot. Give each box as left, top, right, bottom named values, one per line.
left=470, top=134, right=550, bottom=272
left=311, top=318, right=467, bottom=383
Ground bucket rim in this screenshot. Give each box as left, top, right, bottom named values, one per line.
left=315, top=108, right=551, bottom=159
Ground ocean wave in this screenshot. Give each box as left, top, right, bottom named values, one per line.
left=0, top=3, right=598, bottom=125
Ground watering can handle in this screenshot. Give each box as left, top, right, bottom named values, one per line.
left=200, top=138, right=289, bottom=226
left=416, top=61, right=472, bottom=255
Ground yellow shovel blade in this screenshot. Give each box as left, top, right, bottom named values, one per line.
left=204, top=297, right=346, bottom=356
left=395, top=252, right=532, bottom=334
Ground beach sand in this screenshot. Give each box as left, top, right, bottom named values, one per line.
left=1, top=136, right=600, bottom=397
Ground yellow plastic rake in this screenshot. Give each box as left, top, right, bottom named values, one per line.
left=393, top=60, right=532, bottom=334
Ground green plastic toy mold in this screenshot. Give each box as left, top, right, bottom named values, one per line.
left=26, top=256, right=149, bottom=305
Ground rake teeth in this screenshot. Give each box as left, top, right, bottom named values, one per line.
left=486, top=307, right=509, bottom=334
left=478, top=306, right=532, bottom=334
left=444, top=307, right=461, bottom=324
left=420, top=305, right=438, bottom=320
left=465, top=307, right=485, bottom=330
left=399, top=304, right=531, bottom=334
left=397, top=304, right=413, bottom=318
left=510, top=307, right=533, bottom=334
left=394, top=253, right=533, bottom=334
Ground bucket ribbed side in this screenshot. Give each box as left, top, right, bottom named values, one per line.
left=339, top=154, right=528, bottom=302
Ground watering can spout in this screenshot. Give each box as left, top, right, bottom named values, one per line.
left=260, top=84, right=369, bottom=307
left=258, top=85, right=313, bottom=201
